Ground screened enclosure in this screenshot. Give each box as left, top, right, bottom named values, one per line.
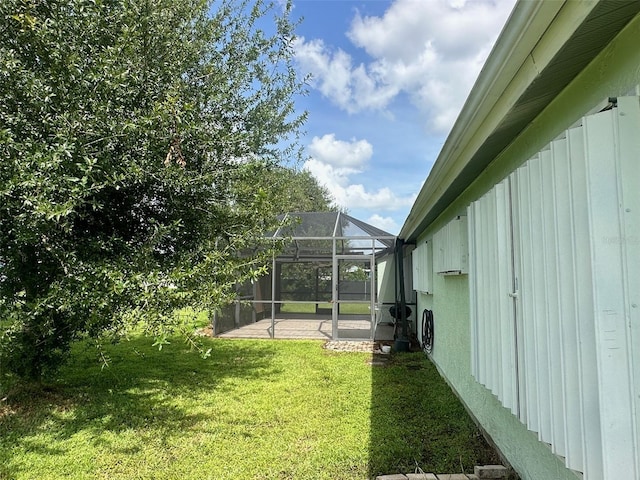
left=213, top=212, right=411, bottom=341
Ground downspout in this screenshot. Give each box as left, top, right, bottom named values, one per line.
left=395, top=238, right=410, bottom=352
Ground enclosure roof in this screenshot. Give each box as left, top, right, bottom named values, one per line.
left=272, top=212, right=393, bottom=242
left=270, top=212, right=395, bottom=260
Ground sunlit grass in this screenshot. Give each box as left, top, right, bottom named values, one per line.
left=1, top=339, right=370, bottom=480
left=0, top=338, right=499, bottom=479
left=280, top=302, right=370, bottom=315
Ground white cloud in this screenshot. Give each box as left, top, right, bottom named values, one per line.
left=294, top=39, right=354, bottom=109
left=294, top=38, right=398, bottom=114
left=367, top=214, right=399, bottom=234
left=307, top=134, right=373, bottom=170
left=303, top=135, right=417, bottom=212
left=294, top=0, right=515, bottom=133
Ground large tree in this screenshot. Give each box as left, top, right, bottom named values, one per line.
left=0, top=0, right=306, bottom=380
left=233, top=163, right=337, bottom=215
left=274, top=167, right=337, bottom=213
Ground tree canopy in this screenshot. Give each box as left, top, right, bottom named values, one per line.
left=234, top=163, right=337, bottom=215
left=0, top=0, right=307, bottom=380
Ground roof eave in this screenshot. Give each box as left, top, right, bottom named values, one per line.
left=400, top=0, right=607, bottom=240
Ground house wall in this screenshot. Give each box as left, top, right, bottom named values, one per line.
left=414, top=13, right=640, bottom=480
left=377, top=256, right=395, bottom=305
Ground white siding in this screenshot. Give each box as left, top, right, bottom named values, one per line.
left=551, top=132, right=583, bottom=471
left=617, top=97, right=640, bottom=479
left=412, top=240, right=433, bottom=294
left=434, top=216, right=468, bottom=274
left=469, top=181, right=517, bottom=414
left=468, top=97, right=640, bottom=480
left=566, top=124, right=602, bottom=478
left=583, top=102, right=637, bottom=479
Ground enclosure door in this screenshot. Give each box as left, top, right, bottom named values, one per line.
left=332, top=255, right=375, bottom=340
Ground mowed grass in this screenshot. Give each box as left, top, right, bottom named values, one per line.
left=0, top=338, right=499, bottom=479
left=280, top=302, right=370, bottom=315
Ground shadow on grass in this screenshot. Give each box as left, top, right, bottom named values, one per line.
left=368, top=352, right=501, bottom=478
left=0, top=337, right=279, bottom=479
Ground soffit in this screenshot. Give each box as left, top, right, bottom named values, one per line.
left=401, top=0, right=640, bottom=241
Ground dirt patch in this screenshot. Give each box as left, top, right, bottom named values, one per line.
left=194, top=326, right=213, bottom=337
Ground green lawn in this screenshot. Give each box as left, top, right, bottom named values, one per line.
left=0, top=338, right=500, bottom=479
left=280, top=302, right=371, bottom=315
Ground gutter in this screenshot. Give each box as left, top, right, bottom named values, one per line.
left=400, top=0, right=600, bottom=241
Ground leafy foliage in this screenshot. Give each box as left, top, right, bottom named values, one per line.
left=0, top=0, right=306, bottom=381
left=267, top=166, right=337, bottom=214
left=231, top=161, right=337, bottom=217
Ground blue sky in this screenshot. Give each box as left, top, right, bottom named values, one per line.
left=285, top=0, right=516, bottom=233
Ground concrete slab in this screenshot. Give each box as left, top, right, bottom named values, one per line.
left=474, top=465, right=508, bottom=478
left=406, top=473, right=438, bottom=480
left=217, top=317, right=395, bottom=341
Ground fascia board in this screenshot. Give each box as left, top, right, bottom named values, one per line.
left=401, top=0, right=599, bottom=240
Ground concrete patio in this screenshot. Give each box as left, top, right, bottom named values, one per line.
left=217, top=316, right=396, bottom=342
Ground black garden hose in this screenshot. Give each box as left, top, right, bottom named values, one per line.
left=422, top=309, right=434, bottom=355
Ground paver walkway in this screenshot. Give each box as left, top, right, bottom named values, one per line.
left=376, top=465, right=510, bottom=480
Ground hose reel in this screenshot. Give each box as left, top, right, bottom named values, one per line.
left=422, top=309, right=434, bottom=355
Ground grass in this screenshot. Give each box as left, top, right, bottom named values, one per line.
left=280, top=302, right=371, bottom=315
left=369, top=354, right=501, bottom=475
left=0, top=337, right=500, bottom=479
